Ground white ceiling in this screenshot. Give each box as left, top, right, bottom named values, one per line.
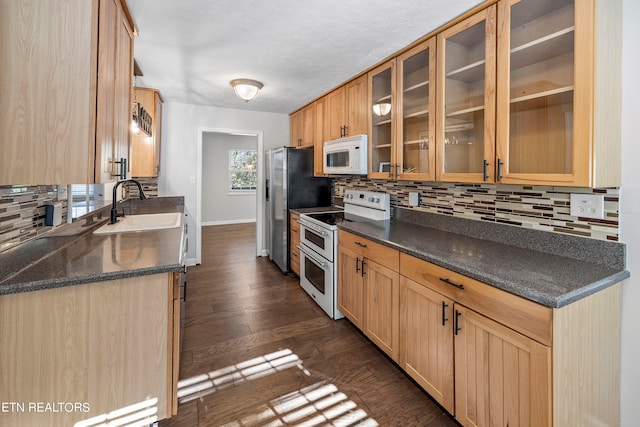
left=127, top=0, right=485, bottom=114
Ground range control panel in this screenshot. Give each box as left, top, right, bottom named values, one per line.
left=343, top=190, right=390, bottom=220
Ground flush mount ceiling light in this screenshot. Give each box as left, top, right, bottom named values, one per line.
left=230, top=79, right=263, bottom=102
left=372, top=102, right=391, bottom=116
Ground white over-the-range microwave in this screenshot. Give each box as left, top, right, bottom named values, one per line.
left=323, top=134, right=368, bottom=175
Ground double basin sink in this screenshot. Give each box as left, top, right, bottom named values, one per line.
left=93, top=212, right=182, bottom=234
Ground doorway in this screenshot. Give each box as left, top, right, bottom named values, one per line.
left=196, top=128, right=265, bottom=265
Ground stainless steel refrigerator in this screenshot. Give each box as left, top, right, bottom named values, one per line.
left=267, top=147, right=331, bottom=273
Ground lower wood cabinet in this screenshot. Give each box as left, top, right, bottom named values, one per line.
left=0, top=272, right=181, bottom=426
left=337, top=230, right=399, bottom=361
left=399, top=252, right=620, bottom=427
left=339, top=230, right=621, bottom=426
left=453, top=304, right=551, bottom=427
left=290, top=212, right=301, bottom=276
left=399, top=276, right=455, bottom=414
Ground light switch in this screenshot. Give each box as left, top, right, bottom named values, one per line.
left=409, top=192, right=421, bottom=207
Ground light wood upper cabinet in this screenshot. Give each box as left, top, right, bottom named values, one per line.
left=496, top=0, right=621, bottom=187
left=368, top=60, right=397, bottom=179
left=0, top=0, right=135, bottom=185
left=313, top=97, right=327, bottom=176
left=325, top=75, right=368, bottom=141
left=131, top=88, right=163, bottom=177
left=290, top=103, right=315, bottom=148
left=396, top=39, right=437, bottom=181
left=369, top=40, right=437, bottom=181
left=436, top=5, right=497, bottom=184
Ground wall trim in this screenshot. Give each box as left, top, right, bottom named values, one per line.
left=202, top=219, right=256, bottom=226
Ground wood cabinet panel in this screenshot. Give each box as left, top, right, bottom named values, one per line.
left=454, top=304, right=551, bottom=427
left=338, top=244, right=364, bottom=328
left=436, top=5, right=497, bottom=184
left=326, top=87, right=346, bottom=141
left=345, top=75, right=369, bottom=137
left=313, top=97, right=327, bottom=176
left=0, top=0, right=97, bottom=184
left=0, top=273, right=172, bottom=426
left=338, top=229, right=399, bottom=271
left=399, top=276, right=454, bottom=413
left=289, top=213, right=301, bottom=276
left=0, top=0, right=133, bottom=185
left=132, top=88, right=163, bottom=177
left=400, top=253, right=552, bottom=345
left=363, top=260, right=399, bottom=360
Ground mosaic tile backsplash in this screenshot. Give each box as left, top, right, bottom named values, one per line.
left=333, top=177, right=620, bottom=242
left=0, top=185, right=67, bottom=251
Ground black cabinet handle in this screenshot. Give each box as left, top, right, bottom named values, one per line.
left=497, top=158, right=503, bottom=181
left=344, top=125, right=348, bottom=137
left=356, top=257, right=361, bottom=273
left=355, top=241, right=368, bottom=248
left=483, top=159, right=489, bottom=181
left=455, top=310, right=462, bottom=335
left=439, top=277, right=464, bottom=290
left=361, top=259, right=366, bottom=277
left=395, top=164, right=399, bottom=179
left=442, top=301, right=449, bottom=326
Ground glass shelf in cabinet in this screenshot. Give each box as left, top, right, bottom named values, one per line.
left=374, top=119, right=392, bottom=126
left=446, top=59, right=485, bottom=83
left=404, top=80, right=429, bottom=93
left=510, top=86, right=574, bottom=111
left=510, top=27, right=574, bottom=71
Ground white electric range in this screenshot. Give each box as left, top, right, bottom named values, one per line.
left=298, top=190, right=390, bottom=319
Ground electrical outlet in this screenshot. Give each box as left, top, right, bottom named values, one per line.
left=570, top=193, right=605, bottom=219
left=408, top=192, right=421, bottom=207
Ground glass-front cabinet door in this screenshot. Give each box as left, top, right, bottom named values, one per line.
left=369, top=60, right=396, bottom=179
left=396, top=38, right=436, bottom=181
left=436, top=6, right=496, bottom=183
left=496, top=0, right=580, bottom=185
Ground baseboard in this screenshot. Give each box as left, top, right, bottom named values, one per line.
left=202, top=219, right=256, bottom=226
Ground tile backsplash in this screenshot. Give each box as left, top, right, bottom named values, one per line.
left=334, top=177, right=620, bottom=241
left=0, top=185, right=67, bottom=251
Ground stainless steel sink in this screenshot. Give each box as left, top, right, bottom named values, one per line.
left=93, top=212, right=182, bottom=234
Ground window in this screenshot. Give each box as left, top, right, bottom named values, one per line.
left=229, top=149, right=257, bottom=192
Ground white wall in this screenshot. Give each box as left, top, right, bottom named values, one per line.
left=158, top=102, right=289, bottom=264
left=202, top=133, right=257, bottom=225
left=620, top=0, right=640, bottom=424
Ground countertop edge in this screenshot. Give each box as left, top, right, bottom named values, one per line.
left=338, top=222, right=630, bottom=308
left=0, top=264, right=183, bottom=296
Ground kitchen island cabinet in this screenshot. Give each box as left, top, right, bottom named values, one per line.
left=0, top=272, right=177, bottom=426
left=0, top=197, right=186, bottom=426
left=0, top=0, right=135, bottom=185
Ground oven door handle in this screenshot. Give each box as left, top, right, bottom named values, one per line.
left=298, top=218, right=329, bottom=237
left=298, top=245, right=329, bottom=269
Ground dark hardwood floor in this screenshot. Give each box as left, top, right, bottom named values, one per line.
left=159, top=223, right=458, bottom=427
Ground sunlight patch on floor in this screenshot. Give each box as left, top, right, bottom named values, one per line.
left=176, top=349, right=378, bottom=426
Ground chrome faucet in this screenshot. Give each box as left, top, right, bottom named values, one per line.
left=110, top=179, right=147, bottom=224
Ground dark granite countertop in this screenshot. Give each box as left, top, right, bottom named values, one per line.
left=0, top=197, right=186, bottom=295
left=338, top=211, right=630, bottom=308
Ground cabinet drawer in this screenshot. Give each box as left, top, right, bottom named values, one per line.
left=400, top=253, right=552, bottom=346
left=339, top=229, right=399, bottom=271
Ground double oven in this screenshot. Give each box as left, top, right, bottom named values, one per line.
left=298, top=190, right=390, bottom=319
